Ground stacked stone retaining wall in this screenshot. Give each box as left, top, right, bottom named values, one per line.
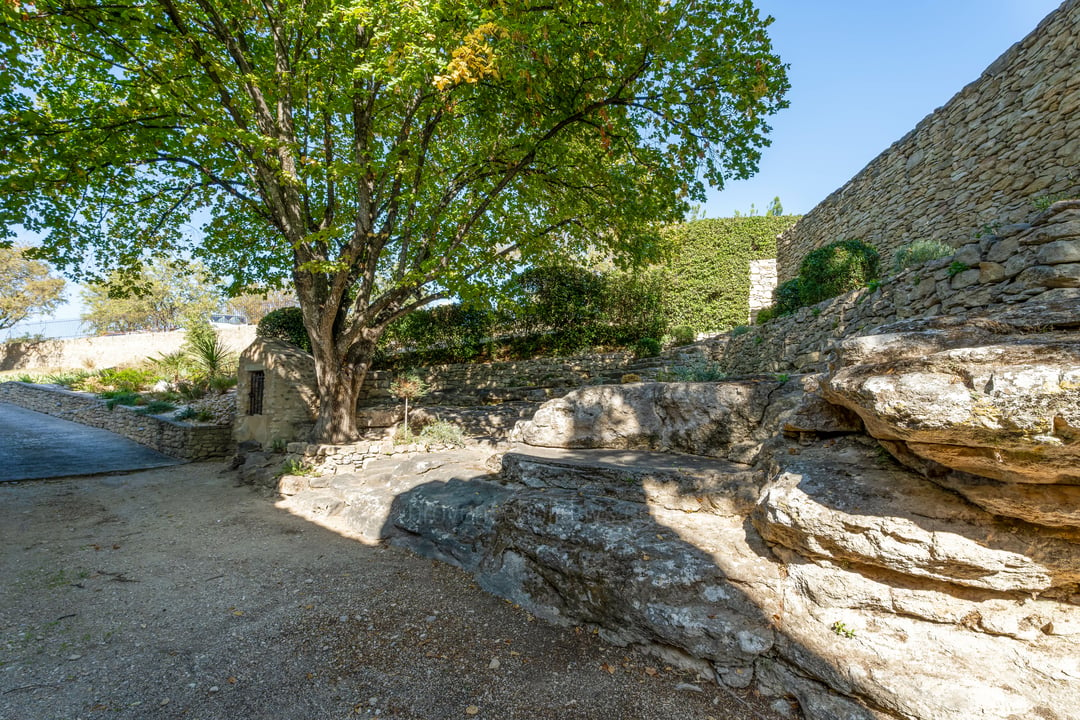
left=714, top=201, right=1080, bottom=374
left=358, top=351, right=639, bottom=406
left=777, top=0, right=1080, bottom=280
left=0, top=325, right=257, bottom=373
left=0, top=382, right=232, bottom=460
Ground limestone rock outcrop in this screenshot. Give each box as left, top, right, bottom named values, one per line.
left=273, top=315, right=1080, bottom=720
left=277, top=370, right=1080, bottom=720
left=822, top=322, right=1080, bottom=503
left=755, top=447, right=1080, bottom=594
left=511, top=379, right=800, bottom=463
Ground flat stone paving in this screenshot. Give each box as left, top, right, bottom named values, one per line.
left=0, top=402, right=181, bottom=482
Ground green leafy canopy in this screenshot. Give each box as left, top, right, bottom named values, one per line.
left=0, top=244, right=66, bottom=330
left=1, top=0, right=789, bottom=440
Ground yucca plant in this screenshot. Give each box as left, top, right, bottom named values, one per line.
left=183, top=321, right=237, bottom=391
left=150, top=350, right=194, bottom=386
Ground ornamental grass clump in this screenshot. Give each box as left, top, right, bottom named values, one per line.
left=891, top=239, right=952, bottom=273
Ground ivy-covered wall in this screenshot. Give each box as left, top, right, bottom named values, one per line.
left=658, top=216, right=798, bottom=333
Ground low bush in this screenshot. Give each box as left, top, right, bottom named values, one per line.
left=103, top=391, right=141, bottom=410
left=755, top=306, right=777, bottom=325
left=773, top=239, right=880, bottom=316
left=95, top=366, right=159, bottom=393
left=797, top=239, right=880, bottom=307
left=174, top=406, right=214, bottom=422
left=632, top=337, right=662, bottom=358
left=134, top=400, right=177, bottom=415
left=417, top=420, right=466, bottom=447
left=668, top=325, right=696, bottom=346
left=773, top=278, right=803, bottom=316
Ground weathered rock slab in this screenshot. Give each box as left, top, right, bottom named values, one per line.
left=930, top=472, right=1080, bottom=529
left=752, top=441, right=1080, bottom=594
left=498, top=445, right=764, bottom=516
left=511, top=379, right=798, bottom=463
left=823, top=326, right=1080, bottom=485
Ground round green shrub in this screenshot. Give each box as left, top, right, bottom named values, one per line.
left=797, top=239, right=880, bottom=307
left=773, top=278, right=803, bottom=316
left=669, top=325, right=696, bottom=346
left=633, top=337, right=662, bottom=358
left=256, top=306, right=312, bottom=353
left=754, top=306, right=777, bottom=325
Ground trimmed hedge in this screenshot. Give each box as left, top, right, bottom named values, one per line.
left=381, top=303, right=494, bottom=362
left=658, top=216, right=798, bottom=333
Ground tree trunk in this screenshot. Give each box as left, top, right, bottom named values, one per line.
left=308, top=338, right=375, bottom=444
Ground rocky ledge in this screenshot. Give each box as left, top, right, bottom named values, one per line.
left=822, top=318, right=1080, bottom=529
left=274, top=322, right=1080, bottom=720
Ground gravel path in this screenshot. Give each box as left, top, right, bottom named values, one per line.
left=0, top=462, right=782, bottom=720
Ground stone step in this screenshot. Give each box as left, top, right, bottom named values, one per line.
left=275, top=447, right=499, bottom=543
left=357, top=402, right=541, bottom=441
left=498, top=445, right=765, bottom=516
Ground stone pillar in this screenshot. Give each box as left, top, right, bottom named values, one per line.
left=747, top=258, right=778, bottom=323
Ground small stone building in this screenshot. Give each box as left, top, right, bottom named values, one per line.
left=234, top=338, right=319, bottom=447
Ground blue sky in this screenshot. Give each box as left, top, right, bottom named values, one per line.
left=705, top=0, right=1064, bottom=217
left=6, top=0, right=1065, bottom=337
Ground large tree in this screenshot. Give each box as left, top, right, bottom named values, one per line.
left=80, top=259, right=221, bottom=333
left=0, top=245, right=66, bottom=331
left=0, top=0, right=788, bottom=441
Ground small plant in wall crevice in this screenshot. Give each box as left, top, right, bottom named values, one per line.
left=947, top=261, right=970, bottom=278
left=831, top=620, right=857, bottom=639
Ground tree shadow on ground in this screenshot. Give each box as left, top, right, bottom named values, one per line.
left=379, top=449, right=878, bottom=720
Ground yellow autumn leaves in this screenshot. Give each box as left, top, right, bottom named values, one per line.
left=434, top=22, right=508, bottom=90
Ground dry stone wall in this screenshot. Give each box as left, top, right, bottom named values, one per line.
left=358, top=351, right=638, bottom=407
left=715, top=201, right=1080, bottom=375
left=0, top=325, right=256, bottom=373
left=0, top=382, right=231, bottom=459
left=777, top=0, right=1080, bottom=280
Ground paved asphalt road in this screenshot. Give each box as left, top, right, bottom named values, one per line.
left=0, top=402, right=181, bottom=482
